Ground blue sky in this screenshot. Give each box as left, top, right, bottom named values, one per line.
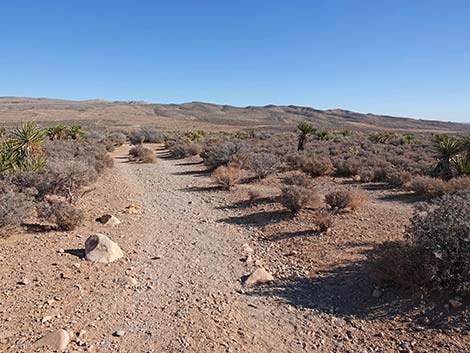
left=1, top=1, right=469, bottom=122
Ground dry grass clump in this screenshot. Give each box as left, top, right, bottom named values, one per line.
left=370, top=191, right=470, bottom=292
left=212, top=165, right=243, bottom=190
left=37, top=199, right=84, bottom=231
left=129, top=145, right=156, bottom=163
left=325, top=189, right=368, bottom=211
left=282, top=172, right=315, bottom=188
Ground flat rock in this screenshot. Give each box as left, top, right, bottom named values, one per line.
left=85, top=234, right=124, bottom=264
left=243, top=268, right=274, bottom=287
left=35, top=329, right=70, bottom=352
left=97, top=214, right=121, bottom=226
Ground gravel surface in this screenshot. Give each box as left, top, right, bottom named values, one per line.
left=0, top=144, right=468, bottom=353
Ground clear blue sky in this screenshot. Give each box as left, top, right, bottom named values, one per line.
left=1, top=1, right=469, bottom=122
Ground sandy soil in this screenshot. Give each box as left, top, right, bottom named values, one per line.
left=0, top=145, right=468, bottom=353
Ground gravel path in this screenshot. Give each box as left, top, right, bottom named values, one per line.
left=95, top=145, right=322, bottom=352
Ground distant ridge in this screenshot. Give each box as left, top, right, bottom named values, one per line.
left=0, top=96, right=468, bottom=133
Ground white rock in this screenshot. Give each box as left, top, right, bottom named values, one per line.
left=35, top=329, right=70, bottom=352
left=85, top=234, right=124, bottom=264
left=243, top=268, right=274, bottom=287
left=97, top=214, right=122, bottom=226
left=113, top=330, right=125, bottom=337
left=242, top=243, right=254, bottom=255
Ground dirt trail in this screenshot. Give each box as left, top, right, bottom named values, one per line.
left=97, top=144, right=326, bottom=352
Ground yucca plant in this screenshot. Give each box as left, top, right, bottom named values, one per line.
left=460, top=135, right=470, bottom=160
left=68, top=125, right=86, bottom=141
left=5, top=122, right=46, bottom=171
left=45, top=124, right=67, bottom=140
left=453, top=155, right=470, bottom=176
left=432, top=135, right=462, bottom=180
left=297, top=121, right=317, bottom=151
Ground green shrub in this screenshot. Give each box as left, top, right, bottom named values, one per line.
left=371, top=191, right=470, bottom=292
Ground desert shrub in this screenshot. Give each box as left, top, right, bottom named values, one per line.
left=106, top=132, right=127, bottom=147
left=0, top=182, right=34, bottom=237
left=300, top=156, right=335, bottom=177
left=325, top=189, right=368, bottom=211
left=246, top=152, right=279, bottom=178
left=371, top=191, right=470, bottom=292
left=212, top=165, right=243, bottom=190
left=282, top=172, right=314, bottom=189
left=39, top=159, right=99, bottom=203
left=279, top=185, right=323, bottom=213
left=129, top=145, right=156, bottom=163
left=312, top=210, right=335, bottom=233
left=169, top=142, right=201, bottom=158
left=37, top=200, right=84, bottom=231
left=129, top=127, right=163, bottom=144
left=407, top=176, right=470, bottom=199
left=201, top=141, right=246, bottom=169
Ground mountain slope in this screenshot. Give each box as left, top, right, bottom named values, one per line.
left=0, top=96, right=468, bottom=133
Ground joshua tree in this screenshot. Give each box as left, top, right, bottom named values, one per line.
left=297, top=122, right=317, bottom=151
left=432, top=135, right=461, bottom=180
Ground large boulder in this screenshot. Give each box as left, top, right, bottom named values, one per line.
left=85, top=234, right=124, bottom=264
left=34, top=329, right=70, bottom=352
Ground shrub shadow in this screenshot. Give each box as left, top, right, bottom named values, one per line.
left=179, top=185, right=224, bottom=192
left=245, top=243, right=470, bottom=331
left=268, top=229, right=321, bottom=241
left=218, top=196, right=276, bottom=210
left=218, top=209, right=294, bottom=227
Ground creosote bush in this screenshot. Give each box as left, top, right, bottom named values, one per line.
left=37, top=200, right=84, bottom=231
left=325, top=189, right=368, bottom=211
left=370, top=191, right=470, bottom=292
left=212, top=165, right=243, bottom=190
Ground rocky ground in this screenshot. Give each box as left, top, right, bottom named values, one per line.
left=0, top=144, right=468, bottom=353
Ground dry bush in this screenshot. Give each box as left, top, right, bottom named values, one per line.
left=312, top=210, right=335, bottom=233
left=37, top=200, right=84, bottom=231
left=370, top=191, right=470, bottom=292
left=246, top=152, right=279, bottom=178
left=282, top=172, right=315, bottom=188
left=129, top=145, right=156, bottom=163
left=325, top=189, right=368, bottom=211
left=129, top=127, right=163, bottom=144
left=107, top=132, right=127, bottom=146
left=280, top=185, right=323, bottom=213
left=201, top=141, right=246, bottom=169
left=300, top=157, right=335, bottom=177
left=212, top=165, right=243, bottom=190
left=169, top=142, right=201, bottom=158
left=0, top=182, right=34, bottom=237
left=406, top=175, right=470, bottom=199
